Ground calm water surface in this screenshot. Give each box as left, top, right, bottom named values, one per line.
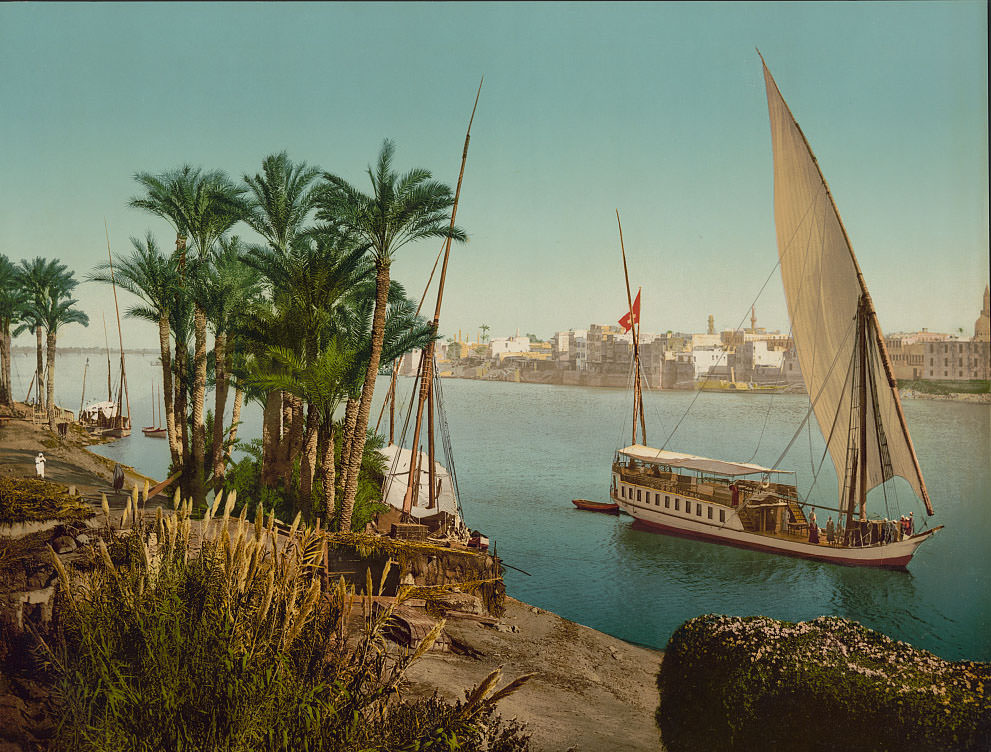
left=13, top=353, right=990, bottom=660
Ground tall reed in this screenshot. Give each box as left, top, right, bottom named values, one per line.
left=45, top=493, right=531, bottom=751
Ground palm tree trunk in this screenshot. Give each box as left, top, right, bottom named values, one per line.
left=0, top=327, right=10, bottom=405
left=159, top=315, right=179, bottom=468
left=261, top=389, right=281, bottom=487
left=340, top=262, right=390, bottom=531
left=283, top=394, right=304, bottom=489
left=226, top=382, right=243, bottom=453
left=46, top=331, right=57, bottom=431
left=174, top=337, right=190, bottom=480
left=212, top=331, right=228, bottom=488
left=273, top=391, right=291, bottom=483
left=299, top=402, right=319, bottom=519
left=318, top=419, right=336, bottom=523
left=340, top=396, right=359, bottom=472
left=35, top=326, right=45, bottom=410
left=191, top=303, right=207, bottom=504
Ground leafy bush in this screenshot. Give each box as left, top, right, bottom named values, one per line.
left=657, top=614, right=990, bottom=752
left=45, top=494, right=530, bottom=751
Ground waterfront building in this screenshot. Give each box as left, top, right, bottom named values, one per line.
left=489, top=334, right=530, bottom=362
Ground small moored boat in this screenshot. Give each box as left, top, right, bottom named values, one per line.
left=572, top=498, right=620, bottom=515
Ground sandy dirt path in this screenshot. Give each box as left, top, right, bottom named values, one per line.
left=403, top=597, right=665, bottom=752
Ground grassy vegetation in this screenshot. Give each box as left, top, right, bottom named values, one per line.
left=657, top=614, right=990, bottom=752
left=41, top=494, right=530, bottom=751
left=0, top=476, right=93, bottom=526
left=898, top=379, right=990, bottom=395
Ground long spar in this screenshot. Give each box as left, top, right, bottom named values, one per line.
left=105, top=220, right=131, bottom=429
left=616, top=210, right=646, bottom=445
left=402, top=77, right=483, bottom=519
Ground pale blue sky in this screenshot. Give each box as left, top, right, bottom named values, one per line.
left=1, top=1, right=987, bottom=348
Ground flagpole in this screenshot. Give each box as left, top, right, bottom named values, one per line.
left=616, top=210, right=646, bottom=445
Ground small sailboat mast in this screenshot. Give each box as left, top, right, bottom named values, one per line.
left=616, top=210, right=646, bottom=445
left=105, top=220, right=131, bottom=433
left=402, top=77, right=483, bottom=518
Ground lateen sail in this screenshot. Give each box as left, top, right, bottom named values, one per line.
left=762, top=62, right=932, bottom=514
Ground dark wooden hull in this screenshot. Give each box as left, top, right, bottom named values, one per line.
left=572, top=499, right=620, bottom=515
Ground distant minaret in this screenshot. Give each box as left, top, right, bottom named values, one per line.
left=750, top=306, right=757, bottom=333
left=975, top=284, right=990, bottom=342
left=707, top=315, right=714, bottom=335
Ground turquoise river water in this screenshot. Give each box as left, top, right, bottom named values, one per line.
left=11, top=353, right=990, bottom=661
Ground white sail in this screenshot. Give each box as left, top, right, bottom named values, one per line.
left=762, top=62, right=931, bottom=514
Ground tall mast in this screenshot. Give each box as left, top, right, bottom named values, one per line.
left=79, top=357, right=88, bottom=417
left=102, top=313, right=111, bottom=402
left=402, top=77, right=483, bottom=519
left=616, top=210, right=646, bottom=445
left=105, top=220, right=131, bottom=429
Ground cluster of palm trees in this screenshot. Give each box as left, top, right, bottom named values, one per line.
left=0, top=257, right=89, bottom=429
left=87, top=142, right=463, bottom=531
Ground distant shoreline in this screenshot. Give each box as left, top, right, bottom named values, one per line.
left=434, top=372, right=991, bottom=403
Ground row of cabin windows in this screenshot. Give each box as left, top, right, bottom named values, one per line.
left=619, top=483, right=726, bottom=523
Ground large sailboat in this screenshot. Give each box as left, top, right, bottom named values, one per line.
left=611, top=59, right=940, bottom=569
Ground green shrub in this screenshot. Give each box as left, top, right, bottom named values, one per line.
left=44, top=495, right=530, bottom=751
left=657, top=614, right=990, bottom=752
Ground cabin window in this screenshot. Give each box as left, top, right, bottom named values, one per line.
left=655, top=495, right=660, bottom=506
left=621, top=486, right=625, bottom=498
left=697, top=505, right=702, bottom=517
left=644, top=491, right=650, bottom=504
left=637, top=489, right=641, bottom=502
left=707, top=507, right=713, bottom=520
left=665, top=496, right=670, bottom=508
left=719, top=510, right=726, bottom=522
left=685, top=501, right=691, bottom=514
left=675, top=499, right=680, bottom=511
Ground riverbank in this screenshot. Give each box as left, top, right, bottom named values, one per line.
left=0, top=404, right=158, bottom=499
left=0, top=408, right=667, bottom=751
left=437, top=371, right=991, bottom=402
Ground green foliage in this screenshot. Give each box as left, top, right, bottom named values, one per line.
left=899, top=379, right=990, bottom=395
left=657, top=614, right=991, bottom=752
left=0, top=477, right=94, bottom=526
left=46, top=498, right=530, bottom=751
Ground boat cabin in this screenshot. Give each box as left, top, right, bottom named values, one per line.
left=611, top=444, right=807, bottom=536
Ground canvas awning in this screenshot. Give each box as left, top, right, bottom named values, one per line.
left=618, top=444, right=793, bottom=477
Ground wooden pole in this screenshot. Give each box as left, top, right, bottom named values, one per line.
left=24, top=371, right=36, bottom=404
left=105, top=221, right=131, bottom=428
left=402, top=77, right=482, bottom=518
left=616, top=210, right=646, bottom=444
left=102, top=313, right=112, bottom=402
left=79, top=358, right=88, bottom=416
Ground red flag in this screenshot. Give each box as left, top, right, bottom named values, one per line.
left=619, top=289, right=641, bottom=333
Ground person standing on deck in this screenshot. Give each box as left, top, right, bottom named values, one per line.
left=808, top=511, right=819, bottom=544
left=35, top=452, right=46, bottom=479
left=825, top=516, right=835, bottom=543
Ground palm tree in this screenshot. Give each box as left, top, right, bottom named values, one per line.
left=316, top=139, right=465, bottom=532
left=242, top=153, right=321, bottom=492
left=130, top=167, right=199, bottom=480
left=89, top=233, right=182, bottom=466
left=0, top=257, right=29, bottom=405
left=196, top=236, right=262, bottom=487
left=242, top=227, right=371, bottom=501
left=17, top=258, right=74, bottom=410
left=480, top=323, right=490, bottom=343
left=32, top=283, right=89, bottom=429
left=132, top=166, right=246, bottom=503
